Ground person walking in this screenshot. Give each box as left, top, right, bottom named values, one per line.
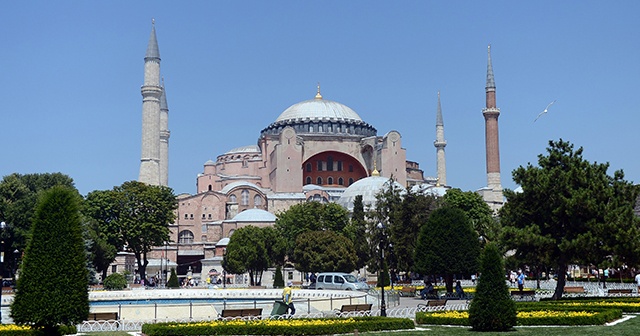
left=517, top=270, right=525, bottom=292
left=282, top=281, right=295, bottom=315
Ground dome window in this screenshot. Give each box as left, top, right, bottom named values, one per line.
left=254, top=195, right=262, bottom=206
left=338, top=177, right=344, bottom=185
left=317, top=177, right=323, bottom=185
left=306, top=176, right=312, bottom=185
left=306, top=163, right=312, bottom=172
left=328, top=177, right=334, bottom=185
left=241, top=190, right=250, bottom=206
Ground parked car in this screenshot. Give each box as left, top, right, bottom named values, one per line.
left=314, top=272, right=369, bottom=291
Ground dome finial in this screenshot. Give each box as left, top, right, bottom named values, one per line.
left=315, top=82, right=323, bottom=99
left=371, top=162, right=380, bottom=176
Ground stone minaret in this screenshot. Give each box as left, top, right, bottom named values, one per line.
left=434, top=91, right=447, bottom=186
left=139, top=20, right=162, bottom=186
left=159, top=78, right=170, bottom=186
left=482, top=45, right=503, bottom=208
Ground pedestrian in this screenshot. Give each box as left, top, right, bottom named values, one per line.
left=635, top=272, right=640, bottom=291
left=455, top=280, right=465, bottom=299
left=282, top=281, right=295, bottom=315
left=517, top=270, right=525, bottom=292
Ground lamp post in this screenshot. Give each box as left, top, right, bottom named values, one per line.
left=222, top=248, right=227, bottom=288
left=376, top=222, right=387, bottom=317
left=0, top=221, right=7, bottom=324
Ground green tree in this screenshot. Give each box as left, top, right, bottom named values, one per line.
left=500, top=140, right=640, bottom=299
left=292, top=230, right=357, bottom=273
left=368, top=177, right=404, bottom=273
left=273, top=265, right=284, bottom=288
left=85, top=218, right=118, bottom=282
left=345, top=195, right=370, bottom=270
left=84, top=181, right=177, bottom=281
left=275, top=201, right=350, bottom=263
left=103, top=273, right=127, bottom=290
left=11, top=186, right=89, bottom=334
left=392, top=189, right=439, bottom=275
left=223, top=226, right=273, bottom=286
left=414, top=206, right=481, bottom=292
left=0, top=173, right=75, bottom=276
left=468, top=243, right=516, bottom=331
left=442, top=188, right=498, bottom=243
left=167, top=268, right=179, bottom=288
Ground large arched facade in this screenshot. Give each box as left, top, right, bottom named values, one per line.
left=303, top=151, right=367, bottom=187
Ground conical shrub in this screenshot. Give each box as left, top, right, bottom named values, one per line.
left=468, top=243, right=516, bottom=331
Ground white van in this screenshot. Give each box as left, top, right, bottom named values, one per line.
left=315, top=272, right=369, bottom=291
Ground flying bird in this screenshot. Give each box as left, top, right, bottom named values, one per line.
left=534, top=100, right=556, bottom=122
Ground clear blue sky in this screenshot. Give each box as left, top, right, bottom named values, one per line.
left=1, top=1, right=639, bottom=196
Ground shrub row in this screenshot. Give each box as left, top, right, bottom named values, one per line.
left=530, top=298, right=640, bottom=313
left=416, top=306, right=622, bottom=326
left=141, top=316, right=414, bottom=336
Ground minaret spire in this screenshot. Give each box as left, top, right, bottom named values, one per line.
left=434, top=91, right=447, bottom=185
left=482, top=44, right=503, bottom=211
left=139, top=20, right=163, bottom=185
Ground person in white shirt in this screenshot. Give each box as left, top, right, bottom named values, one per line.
left=635, top=272, right=640, bottom=290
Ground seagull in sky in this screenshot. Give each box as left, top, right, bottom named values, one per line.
left=534, top=100, right=556, bottom=122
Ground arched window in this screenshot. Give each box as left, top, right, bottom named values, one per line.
left=328, top=177, right=333, bottom=185
left=229, top=194, right=237, bottom=203
left=184, top=213, right=188, bottom=219
left=317, top=177, right=323, bottom=185
left=338, top=177, right=344, bottom=185
left=306, top=163, right=312, bottom=172
left=306, top=176, right=312, bottom=185
left=241, top=190, right=249, bottom=206
left=178, top=230, right=194, bottom=244
left=208, top=214, right=212, bottom=219
left=254, top=195, right=262, bottom=207
left=208, top=185, right=212, bottom=191
left=348, top=178, right=354, bottom=186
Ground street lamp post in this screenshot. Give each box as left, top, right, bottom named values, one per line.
left=222, top=248, right=227, bottom=289
left=0, top=221, right=7, bottom=324
left=377, top=222, right=387, bottom=317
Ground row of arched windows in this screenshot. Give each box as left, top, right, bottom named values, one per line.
left=305, top=176, right=354, bottom=186
left=228, top=190, right=263, bottom=206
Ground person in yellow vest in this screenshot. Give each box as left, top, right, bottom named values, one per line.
left=282, top=281, right=295, bottom=315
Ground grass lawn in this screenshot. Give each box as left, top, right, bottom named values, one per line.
left=362, top=315, right=639, bottom=336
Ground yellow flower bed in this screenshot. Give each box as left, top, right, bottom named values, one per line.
left=169, top=318, right=358, bottom=328
left=427, top=310, right=595, bottom=319
left=561, top=301, right=640, bottom=308
left=0, top=324, right=31, bottom=331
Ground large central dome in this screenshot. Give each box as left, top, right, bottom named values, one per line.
left=275, top=97, right=363, bottom=123
left=260, top=88, right=376, bottom=138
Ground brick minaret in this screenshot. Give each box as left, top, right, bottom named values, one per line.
left=434, top=91, right=447, bottom=186
left=139, top=20, right=163, bottom=185
left=482, top=45, right=503, bottom=208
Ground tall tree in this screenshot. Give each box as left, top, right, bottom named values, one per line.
left=441, top=188, right=498, bottom=243
left=345, top=195, right=370, bottom=270
left=275, top=201, right=350, bottom=263
left=223, top=226, right=273, bottom=286
left=393, top=189, right=439, bottom=275
left=11, top=186, right=89, bottom=334
left=414, top=206, right=481, bottom=292
left=367, top=177, right=404, bottom=273
left=500, top=139, right=640, bottom=299
left=84, top=181, right=176, bottom=281
left=0, top=173, right=75, bottom=275
left=292, top=230, right=357, bottom=273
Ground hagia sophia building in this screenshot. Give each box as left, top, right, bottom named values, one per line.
left=124, top=22, right=504, bottom=284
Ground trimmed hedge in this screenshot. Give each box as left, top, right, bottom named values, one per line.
left=0, top=324, right=77, bottom=336
left=141, top=316, right=414, bottom=335
left=527, top=298, right=640, bottom=313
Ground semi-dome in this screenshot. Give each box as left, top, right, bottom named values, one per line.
left=231, top=209, right=276, bottom=222
left=275, top=98, right=362, bottom=123
left=337, top=176, right=406, bottom=212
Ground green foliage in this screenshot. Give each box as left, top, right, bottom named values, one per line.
left=292, top=230, right=357, bottom=273
left=273, top=265, right=284, bottom=288
left=103, top=273, right=127, bottom=290
left=500, top=139, right=640, bottom=299
left=441, top=188, right=498, bottom=243
left=0, top=173, right=75, bottom=274
left=275, top=201, right=350, bottom=263
left=11, top=186, right=89, bottom=330
left=141, top=316, right=415, bottom=335
left=223, top=226, right=282, bottom=286
left=346, top=195, right=370, bottom=269
left=377, top=260, right=390, bottom=287
left=414, top=206, right=480, bottom=292
left=84, top=181, right=177, bottom=281
left=468, top=243, right=516, bottom=331
left=167, top=268, right=179, bottom=288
